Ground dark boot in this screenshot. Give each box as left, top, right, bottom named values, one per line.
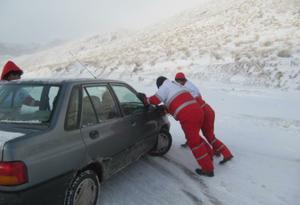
left=181, top=142, right=188, bottom=148
left=195, top=169, right=214, bottom=177
left=214, top=151, right=221, bottom=157
left=219, top=155, right=234, bottom=164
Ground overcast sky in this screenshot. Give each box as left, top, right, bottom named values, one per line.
left=0, top=0, right=202, bottom=45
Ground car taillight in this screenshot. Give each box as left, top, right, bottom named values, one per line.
left=0, top=161, right=28, bottom=186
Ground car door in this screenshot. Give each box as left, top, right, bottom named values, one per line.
left=79, top=84, right=136, bottom=176
left=110, top=83, right=158, bottom=155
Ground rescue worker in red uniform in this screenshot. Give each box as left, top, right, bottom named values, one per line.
left=1, top=60, right=38, bottom=107
left=1, top=60, right=23, bottom=81
left=146, top=76, right=214, bottom=177
left=175, top=72, right=233, bottom=164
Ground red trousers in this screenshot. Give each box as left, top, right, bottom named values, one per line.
left=202, top=104, right=233, bottom=159
left=177, top=103, right=214, bottom=172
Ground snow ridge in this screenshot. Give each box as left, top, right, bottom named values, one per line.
left=13, top=0, right=300, bottom=90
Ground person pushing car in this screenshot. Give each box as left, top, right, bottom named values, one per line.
left=143, top=76, right=214, bottom=177
left=175, top=72, right=233, bottom=164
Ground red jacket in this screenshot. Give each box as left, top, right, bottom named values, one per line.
left=147, top=80, right=198, bottom=120
left=1, top=61, right=23, bottom=80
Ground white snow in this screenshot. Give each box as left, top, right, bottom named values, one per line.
left=0, top=120, right=41, bottom=124
left=2, top=0, right=299, bottom=90
left=98, top=83, right=300, bottom=205
left=0, top=130, right=25, bottom=145
left=0, top=0, right=299, bottom=204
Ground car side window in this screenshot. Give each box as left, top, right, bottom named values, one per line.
left=65, top=86, right=80, bottom=130
left=85, top=85, right=120, bottom=121
left=112, top=85, right=145, bottom=116
left=82, top=89, right=98, bottom=126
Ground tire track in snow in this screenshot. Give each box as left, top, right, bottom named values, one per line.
left=161, top=156, right=223, bottom=205
left=181, top=189, right=203, bottom=205
left=143, top=157, right=182, bottom=183
left=144, top=156, right=223, bottom=205
left=143, top=157, right=204, bottom=205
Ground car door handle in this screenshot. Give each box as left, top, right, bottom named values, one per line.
left=89, top=130, right=99, bottom=139
left=130, top=121, right=137, bottom=127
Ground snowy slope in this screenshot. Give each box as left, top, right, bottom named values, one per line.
left=9, top=71, right=298, bottom=204
left=1, top=1, right=299, bottom=204
left=98, top=83, right=300, bottom=205
left=9, top=0, right=300, bottom=90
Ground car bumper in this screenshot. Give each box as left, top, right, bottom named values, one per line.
left=0, top=172, right=73, bottom=205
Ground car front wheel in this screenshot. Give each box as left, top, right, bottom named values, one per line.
left=64, top=170, right=100, bottom=205
left=149, top=130, right=172, bottom=156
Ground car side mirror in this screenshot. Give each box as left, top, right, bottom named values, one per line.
left=156, top=105, right=167, bottom=116
left=136, top=92, right=147, bottom=105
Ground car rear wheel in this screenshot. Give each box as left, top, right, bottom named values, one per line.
left=64, top=170, right=100, bottom=205
left=149, top=130, right=172, bottom=156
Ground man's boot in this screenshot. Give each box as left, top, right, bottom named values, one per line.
left=219, top=155, right=234, bottom=164
left=181, top=141, right=188, bottom=148
left=195, top=169, right=214, bottom=177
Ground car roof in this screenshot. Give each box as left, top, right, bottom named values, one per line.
left=0, top=78, right=126, bottom=86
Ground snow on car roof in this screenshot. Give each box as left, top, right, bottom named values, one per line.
left=1, top=78, right=125, bottom=85
left=0, top=130, right=25, bottom=146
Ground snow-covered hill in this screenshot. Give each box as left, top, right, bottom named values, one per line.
left=0, top=43, right=39, bottom=57
left=0, top=39, right=66, bottom=58
left=1, top=1, right=299, bottom=204
left=10, top=0, right=300, bottom=90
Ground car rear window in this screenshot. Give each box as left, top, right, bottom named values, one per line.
left=0, top=84, right=60, bottom=124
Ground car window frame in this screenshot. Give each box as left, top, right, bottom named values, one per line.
left=109, top=82, right=147, bottom=116
left=64, top=85, right=82, bottom=131
left=41, top=84, right=62, bottom=125
left=80, top=83, right=122, bottom=127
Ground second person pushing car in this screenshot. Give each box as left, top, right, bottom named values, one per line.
left=144, top=76, right=215, bottom=177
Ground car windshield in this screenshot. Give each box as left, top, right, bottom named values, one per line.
left=0, top=84, right=60, bottom=124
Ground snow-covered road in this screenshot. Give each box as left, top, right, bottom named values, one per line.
left=98, top=84, right=300, bottom=205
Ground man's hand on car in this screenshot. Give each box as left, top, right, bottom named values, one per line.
left=137, top=92, right=148, bottom=105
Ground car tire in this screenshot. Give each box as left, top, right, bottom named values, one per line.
left=64, top=170, right=100, bottom=205
left=149, top=130, right=172, bottom=156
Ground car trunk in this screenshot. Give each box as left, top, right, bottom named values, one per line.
left=0, top=124, right=45, bottom=160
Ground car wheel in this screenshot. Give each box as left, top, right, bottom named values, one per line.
left=149, top=130, right=172, bottom=156
left=64, top=170, right=100, bottom=205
